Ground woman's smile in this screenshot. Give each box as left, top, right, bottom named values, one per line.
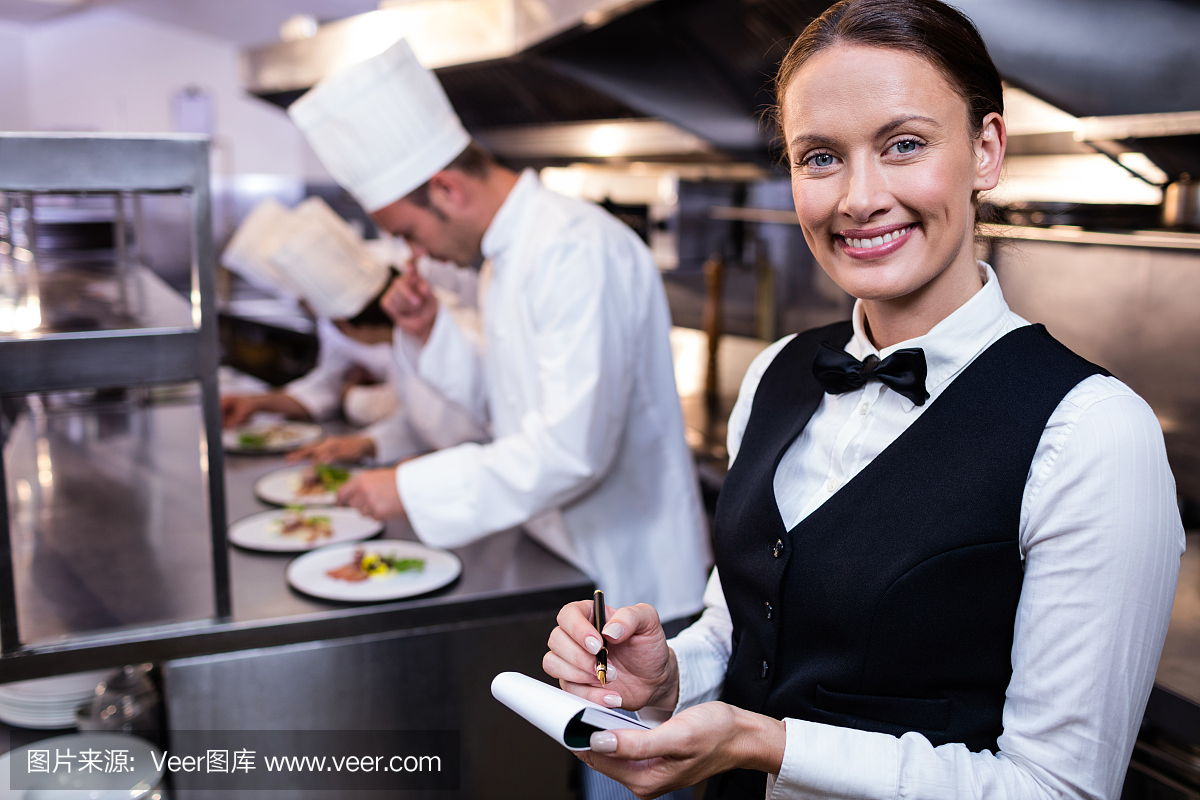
left=835, top=222, right=917, bottom=259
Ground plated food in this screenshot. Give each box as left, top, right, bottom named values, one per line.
left=278, top=506, right=333, bottom=544
left=228, top=507, right=383, bottom=552
left=255, top=463, right=358, bottom=506
left=326, top=547, right=426, bottom=582
left=222, top=421, right=323, bottom=454
left=286, top=540, right=461, bottom=602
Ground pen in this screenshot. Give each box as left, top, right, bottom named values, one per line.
left=593, top=589, right=608, bottom=687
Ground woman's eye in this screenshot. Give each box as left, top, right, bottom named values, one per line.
left=803, top=152, right=835, bottom=168
left=892, top=139, right=921, bottom=155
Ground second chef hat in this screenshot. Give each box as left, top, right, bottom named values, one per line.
left=220, top=198, right=304, bottom=297
left=270, top=197, right=392, bottom=320
left=287, top=39, right=471, bottom=213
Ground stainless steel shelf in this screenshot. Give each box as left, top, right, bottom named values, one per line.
left=0, top=135, right=229, bottom=672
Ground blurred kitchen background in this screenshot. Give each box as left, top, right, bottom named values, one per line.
left=1, top=1, right=1200, bottom=795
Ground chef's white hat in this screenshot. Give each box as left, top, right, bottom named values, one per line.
left=220, top=199, right=304, bottom=297
left=288, top=39, right=471, bottom=213
left=270, top=197, right=392, bottom=320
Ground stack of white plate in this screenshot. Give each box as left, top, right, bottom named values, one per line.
left=0, top=670, right=113, bottom=729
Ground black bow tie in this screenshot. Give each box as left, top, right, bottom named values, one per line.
left=812, top=341, right=930, bottom=406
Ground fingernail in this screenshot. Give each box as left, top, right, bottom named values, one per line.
left=603, top=694, right=622, bottom=707
left=584, top=637, right=601, bottom=655
left=602, top=623, right=624, bottom=639
left=590, top=731, right=618, bottom=753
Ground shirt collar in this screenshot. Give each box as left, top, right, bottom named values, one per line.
left=481, top=168, right=539, bottom=261
left=848, top=261, right=1012, bottom=401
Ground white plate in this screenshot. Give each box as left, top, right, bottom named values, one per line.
left=5, top=732, right=163, bottom=799
left=254, top=464, right=358, bottom=507
left=222, top=422, right=323, bottom=454
left=228, top=507, right=383, bottom=553
left=0, top=669, right=115, bottom=729
left=286, top=541, right=462, bottom=602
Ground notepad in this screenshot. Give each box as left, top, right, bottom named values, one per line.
left=490, top=671, right=656, bottom=751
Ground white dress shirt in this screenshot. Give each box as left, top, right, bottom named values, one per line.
left=394, top=169, right=711, bottom=619
left=666, top=263, right=1184, bottom=799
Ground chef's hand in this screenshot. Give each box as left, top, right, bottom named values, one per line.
left=337, top=468, right=405, bottom=520
left=221, top=393, right=311, bottom=429
left=288, top=434, right=376, bottom=465
left=381, top=263, right=438, bottom=345
left=579, top=701, right=785, bottom=800
left=543, top=601, right=679, bottom=714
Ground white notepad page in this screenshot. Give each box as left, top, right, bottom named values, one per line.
left=490, top=671, right=656, bottom=751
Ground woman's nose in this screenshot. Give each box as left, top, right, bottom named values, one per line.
left=839, top=160, right=891, bottom=222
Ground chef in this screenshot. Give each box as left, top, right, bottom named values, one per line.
left=287, top=38, right=710, bottom=626
left=221, top=195, right=484, bottom=464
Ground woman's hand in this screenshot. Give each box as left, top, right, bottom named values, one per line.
left=580, top=702, right=785, bottom=800
left=543, top=601, right=679, bottom=713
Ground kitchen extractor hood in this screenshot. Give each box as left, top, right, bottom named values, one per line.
left=242, top=0, right=1200, bottom=185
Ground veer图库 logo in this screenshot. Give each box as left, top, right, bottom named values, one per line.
left=10, top=730, right=459, bottom=792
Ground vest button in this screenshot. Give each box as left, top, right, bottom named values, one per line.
left=764, top=601, right=773, bottom=620
left=760, top=660, right=769, bottom=679
left=772, top=539, right=784, bottom=558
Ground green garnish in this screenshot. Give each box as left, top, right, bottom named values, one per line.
left=384, top=557, right=425, bottom=572
left=361, top=553, right=426, bottom=577
left=239, top=432, right=268, bottom=448
left=314, top=463, right=352, bottom=492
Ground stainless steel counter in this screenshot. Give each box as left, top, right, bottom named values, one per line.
left=0, top=394, right=591, bottom=681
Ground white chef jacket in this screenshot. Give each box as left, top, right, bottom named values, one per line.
left=395, top=169, right=710, bottom=620
left=285, top=317, right=400, bottom=426
left=664, top=263, right=1184, bottom=799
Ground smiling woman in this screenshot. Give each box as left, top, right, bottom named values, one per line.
left=542, top=1, right=1185, bottom=799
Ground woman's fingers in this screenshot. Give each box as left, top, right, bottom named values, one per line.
left=603, top=603, right=663, bottom=644
left=556, top=599, right=604, bottom=650
left=547, top=626, right=596, bottom=672
left=544, top=654, right=623, bottom=708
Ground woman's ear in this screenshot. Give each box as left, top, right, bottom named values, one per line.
left=973, top=112, right=1006, bottom=192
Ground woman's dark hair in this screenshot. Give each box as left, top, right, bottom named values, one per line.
left=773, top=0, right=1003, bottom=142
left=345, top=267, right=400, bottom=328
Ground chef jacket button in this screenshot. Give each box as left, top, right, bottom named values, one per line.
left=764, top=601, right=773, bottom=620
left=760, top=660, right=769, bottom=679
left=772, top=539, right=784, bottom=558
left=859, top=401, right=870, bottom=415
left=827, top=478, right=838, bottom=492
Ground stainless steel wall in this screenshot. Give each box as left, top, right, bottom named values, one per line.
left=992, top=239, right=1200, bottom=501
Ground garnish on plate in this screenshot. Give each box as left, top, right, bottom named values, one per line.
left=237, top=424, right=305, bottom=450
left=276, top=506, right=333, bottom=544
left=326, top=548, right=426, bottom=582
left=297, top=463, right=352, bottom=496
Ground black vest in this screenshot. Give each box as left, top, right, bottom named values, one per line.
left=709, top=322, right=1107, bottom=800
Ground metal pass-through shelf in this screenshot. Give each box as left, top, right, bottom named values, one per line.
left=0, top=134, right=229, bottom=678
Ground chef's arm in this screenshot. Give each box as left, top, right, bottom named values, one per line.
left=283, top=319, right=359, bottom=420
left=396, top=237, right=636, bottom=548
left=395, top=305, right=490, bottom=429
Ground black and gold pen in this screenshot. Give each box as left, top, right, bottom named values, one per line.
left=593, top=589, right=608, bottom=687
